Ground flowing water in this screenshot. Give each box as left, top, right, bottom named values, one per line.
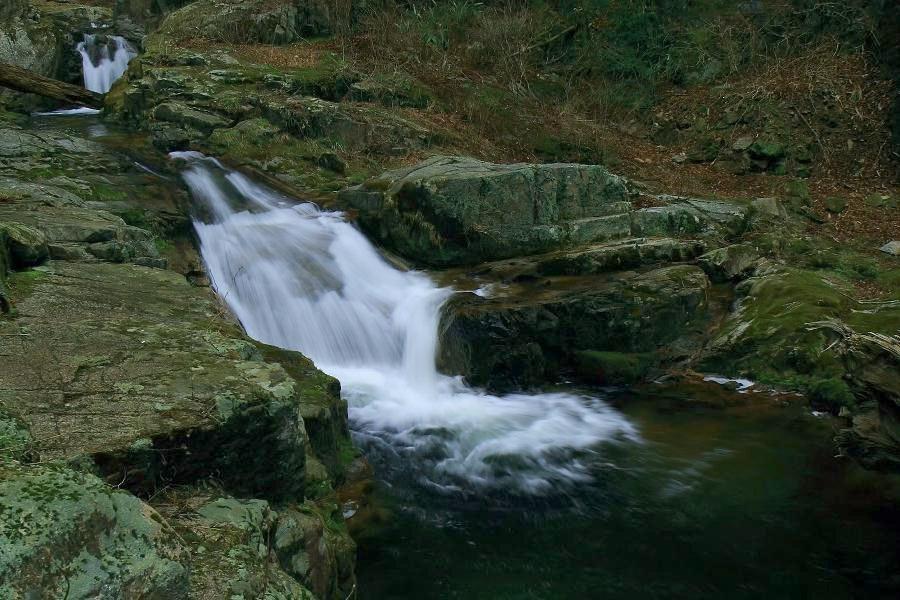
left=169, top=152, right=900, bottom=598
left=28, top=44, right=900, bottom=591
left=76, top=34, right=136, bottom=94
left=176, top=152, right=639, bottom=495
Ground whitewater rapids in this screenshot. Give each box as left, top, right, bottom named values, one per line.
left=77, top=34, right=136, bottom=94
left=175, top=152, right=639, bottom=495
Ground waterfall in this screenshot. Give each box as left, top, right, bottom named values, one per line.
left=176, top=152, right=639, bottom=495
left=76, top=34, right=136, bottom=94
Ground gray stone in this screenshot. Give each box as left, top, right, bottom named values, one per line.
left=880, top=241, right=900, bottom=256
left=339, top=155, right=631, bottom=266
left=0, top=462, right=189, bottom=599
left=698, top=243, right=759, bottom=282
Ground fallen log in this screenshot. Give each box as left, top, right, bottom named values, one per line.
left=0, top=62, right=103, bottom=109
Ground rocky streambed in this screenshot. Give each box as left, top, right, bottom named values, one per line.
left=1, top=1, right=900, bottom=599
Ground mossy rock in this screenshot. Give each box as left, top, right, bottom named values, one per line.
left=824, top=196, right=848, bottom=213
left=348, top=72, right=432, bottom=108
left=574, top=351, right=655, bottom=385
left=339, top=155, right=631, bottom=266
left=748, top=139, right=785, bottom=160
left=702, top=267, right=900, bottom=400
left=0, top=222, right=48, bottom=268
left=0, top=462, right=189, bottom=598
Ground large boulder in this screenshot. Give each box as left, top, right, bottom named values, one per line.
left=0, top=461, right=189, bottom=599
left=439, top=264, right=711, bottom=390
left=158, top=0, right=358, bottom=44
left=0, top=260, right=351, bottom=501
left=339, top=155, right=632, bottom=266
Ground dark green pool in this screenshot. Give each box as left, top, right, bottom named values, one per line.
left=352, top=385, right=900, bottom=599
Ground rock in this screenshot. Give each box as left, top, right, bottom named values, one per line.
left=748, top=139, right=785, bottom=160
left=824, top=196, right=848, bottom=213
left=534, top=238, right=706, bottom=277
left=0, top=178, right=161, bottom=266
left=732, top=135, right=754, bottom=151
left=164, top=495, right=316, bottom=599
left=574, top=351, right=654, bottom=385
left=348, top=73, right=431, bottom=108
left=317, top=151, right=346, bottom=174
left=0, top=462, right=189, bottom=598
left=865, top=194, right=889, bottom=208
left=0, top=222, right=48, bottom=267
left=880, top=241, right=900, bottom=256
left=339, top=155, right=631, bottom=266
left=275, top=503, right=357, bottom=599
left=152, top=102, right=232, bottom=133
left=808, top=321, right=900, bottom=469
left=701, top=269, right=900, bottom=420
left=698, top=243, right=759, bottom=282
left=751, top=197, right=788, bottom=218
left=0, top=261, right=350, bottom=501
left=158, top=0, right=358, bottom=45
left=630, top=197, right=747, bottom=238
left=439, top=265, right=710, bottom=390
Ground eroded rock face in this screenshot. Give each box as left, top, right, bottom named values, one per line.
left=340, top=155, right=632, bottom=266
left=439, top=265, right=711, bottom=391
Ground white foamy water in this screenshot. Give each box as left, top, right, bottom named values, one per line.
left=33, top=107, right=101, bottom=117
left=175, top=153, right=639, bottom=494
left=77, top=34, right=136, bottom=94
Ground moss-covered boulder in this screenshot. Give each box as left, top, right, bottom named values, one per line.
left=167, top=496, right=316, bottom=600
left=340, top=155, right=632, bottom=266
left=439, top=265, right=710, bottom=390
left=0, top=462, right=189, bottom=599
left=158, top=0, right=358, bottom=45
left=0, top=260, right=352, bottom=502
left=274, top=503, right=357, bottom=600
left=702, top=267, right=900, bottom=415
left=697, top=243, right=759, bottom=282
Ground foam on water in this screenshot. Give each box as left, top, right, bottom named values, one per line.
left=175, top=152, right=639, bottom=494
left=77, top=34, right=136, bottom=94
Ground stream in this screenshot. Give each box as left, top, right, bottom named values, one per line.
left=170, top=153, right=900, bottom=599
left=26, top=41, right=900, bottom=598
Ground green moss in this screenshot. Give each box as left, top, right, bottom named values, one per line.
left=7, top=268, right=47, bottom=302
left=0, top=408, right=31, bottom=462
left=91, top=183, right=128, bottom=203
left=284, top=54, right=359, bottom=100
left=574, top=351, right=654, bottom=384
left=808, top=377, right=856, bottom=412
left=704, top=266, right=900, bottom=403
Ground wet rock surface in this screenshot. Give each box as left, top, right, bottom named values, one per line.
left=0, top=115, right=356, bottom=598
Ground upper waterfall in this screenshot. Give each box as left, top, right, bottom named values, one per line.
left=175, top=152, right=639, bottom=495
left=77, top=34, right=136, bottom=94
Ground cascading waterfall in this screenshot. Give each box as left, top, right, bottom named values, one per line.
left=77, top=34, right=136, bottom=94
left=176, top=152, right=639, bottom=495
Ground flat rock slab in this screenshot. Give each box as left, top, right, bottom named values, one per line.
left=340, top=155, right=631, bottom=266
left=0, top=260, right=340, bottom=500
